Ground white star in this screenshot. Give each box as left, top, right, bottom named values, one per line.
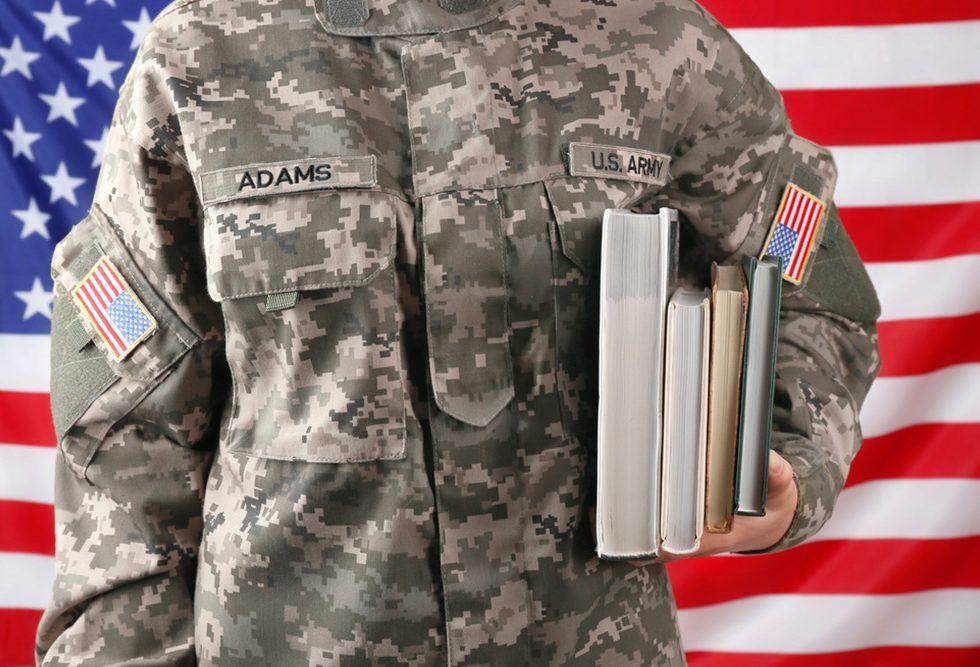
left=14, top=278, right=54, bottom=321
left=41, top=162, right=86, bottom=206
left=34, top=2, right=81, bottom=44
left=12, top=198, right=52, bottom=240
left=78, top=46, right=124, bottom=89
left=86, top=0, right=117, bottom=6
left=39, top=82, right=85, bottom=126
left=84, top=127, right=109, bottom=168
left=0, top=37, right=42, bottom=79
left=123, top=8, right=153, bottom=51
left=3, top=117, right=43, bottom=161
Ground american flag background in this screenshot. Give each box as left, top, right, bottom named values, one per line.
left=0, top=1, right=978, bottom=665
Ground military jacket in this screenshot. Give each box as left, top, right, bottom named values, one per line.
left=36, top=1, right=881, bottom=665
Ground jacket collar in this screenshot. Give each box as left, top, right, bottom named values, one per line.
left=315, top=0, right=519, bottom=36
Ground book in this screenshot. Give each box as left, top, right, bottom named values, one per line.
left=704, top=263, right=749, bottom=533
left=733, top=255, right=784, bottom=516
left=595, top=207, right=679, bottom=561
left=660, top=288, right=711, bottom=555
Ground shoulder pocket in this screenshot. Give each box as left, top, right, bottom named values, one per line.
left=201, top=183, right=406, bottom=463
left=783, top=212, right=882, bottom=325
left=49, top=207, right=199, bottom=475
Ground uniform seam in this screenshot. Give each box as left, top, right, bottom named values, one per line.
left=156, top=0, right=207, bottom=23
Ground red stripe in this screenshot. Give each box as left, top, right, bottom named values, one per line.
left=76, top=285, right=125, bottom=357
left=0, top=609, right=42, bottom=667
left=0, top=392, right=55, bottom=447
left=700, top=0, right=980, bottom=28
left=668, top=536, right=980, bottom=608
left=846, top=423, right=980, bottom=487
left=785, top=188, right=802, bottom=232
left=97, top=262, right=123, bottom=299
left=83, top=266, right=112, bottom=310
left=92, top=263, right=121, bottom=303
left=686, top=647, right=980, bottom=667
left=0, top=500, right=54, bottom=555
left=841, top=202, right=980, bottom=263
left=791, top=200, right=821, bottom=280
left=788, top=197, right=816, bottom=278
left=783, top=85, right=980, bottom=146
left=877, top=314, right=980, bottom=377
left=100, top=260, right=126, bottom=294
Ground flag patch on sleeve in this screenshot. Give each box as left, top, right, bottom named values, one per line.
left=71, top=256, right=157, bottom=361
left=760, top=182, right=827, bottom=284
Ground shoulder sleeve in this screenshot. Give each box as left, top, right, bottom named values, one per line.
left=633, top=5, right=882, bottom=552
left=35, top=17, right=228, bottom=665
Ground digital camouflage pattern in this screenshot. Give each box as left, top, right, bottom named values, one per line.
left=36, top=0, right=881, bottom=665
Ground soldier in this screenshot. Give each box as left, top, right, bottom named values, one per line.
left=35, top=0, right=880, bottom=665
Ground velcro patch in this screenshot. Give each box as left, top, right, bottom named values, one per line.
left=566, top=142, right=670, bottom=186
left=760, top=182, right=827, bottom=285
left=72, top=256, right=157, bottom=361
left=199, top=155, right=377, bottom=206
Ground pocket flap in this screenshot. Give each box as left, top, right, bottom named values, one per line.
left=202, top=188, right=397, bottom=301
left=544, top=176, right=648, bottom=274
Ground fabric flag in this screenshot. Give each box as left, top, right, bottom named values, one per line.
left=72, top=256, right=157, bottom=361
left=1, top=1, right=979, bottom=666
left=761, top=183, right=825, bottom=284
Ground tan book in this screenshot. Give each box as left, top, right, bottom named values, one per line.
left=704, top=262, right=748, bottom=533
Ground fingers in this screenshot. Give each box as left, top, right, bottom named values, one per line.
left=767, top=450, right=795, bottom=494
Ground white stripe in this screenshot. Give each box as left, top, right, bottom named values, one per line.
left=678, top=589, right=980, bottom=652
left=794, top=200, right=820, bottom=279
left=731, top=21, right=980, bottom=89
left=0, top=443, right=56, bottom=505
left=785, top=187, right=802, bottom=232
left=0, top=334, right=50, bottom=393
left=789, top=197, right=815, bottom=277
left=868, top=254, right=980, bottom=322
left=0, top=553, right=54, bottom=609
left=811, top=479, right=980, bottom=542
left=832, top=141, right=980, bottom=207
left=85, top=268, right=113, bottom=309
left=94, top=262, right=122, bottom=300
left=101, top=261, right=125, bottom=294
left=861, top=364, right=980, bottom=439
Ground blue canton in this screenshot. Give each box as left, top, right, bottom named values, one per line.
left=105, top=291, right=153, bottom=344
left=767, top=223, right=799, bottom=265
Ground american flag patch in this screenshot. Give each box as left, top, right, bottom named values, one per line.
left=760, top=182, right=827, bottom=284
left=71, top=256, right=157, bottom=361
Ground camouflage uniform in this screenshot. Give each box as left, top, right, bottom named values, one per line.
left=36, top=0, right=881, bottom=665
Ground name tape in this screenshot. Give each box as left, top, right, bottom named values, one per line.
left=199, top=155, right=377, bottom=206
left=566, top=142, right=671, bottom=186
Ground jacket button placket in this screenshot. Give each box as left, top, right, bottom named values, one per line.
left=401, top=28, right=533, bottom=666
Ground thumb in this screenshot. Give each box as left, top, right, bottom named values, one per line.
left=768, top=450, right=794, bottom=493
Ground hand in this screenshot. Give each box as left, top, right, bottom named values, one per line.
left=588, top=450, right=799, bottom=566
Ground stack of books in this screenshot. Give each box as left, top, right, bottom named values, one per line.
left=594, top=208, right=783, bottom=561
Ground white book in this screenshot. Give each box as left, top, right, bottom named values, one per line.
left=660, top=288, right=711, bottom=555
left=595, top=207, right=678, bottom=561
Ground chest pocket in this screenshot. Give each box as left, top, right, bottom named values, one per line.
left=201, top=187, right=406, bottom=463
left=543, top=174, right=656, bottom=452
